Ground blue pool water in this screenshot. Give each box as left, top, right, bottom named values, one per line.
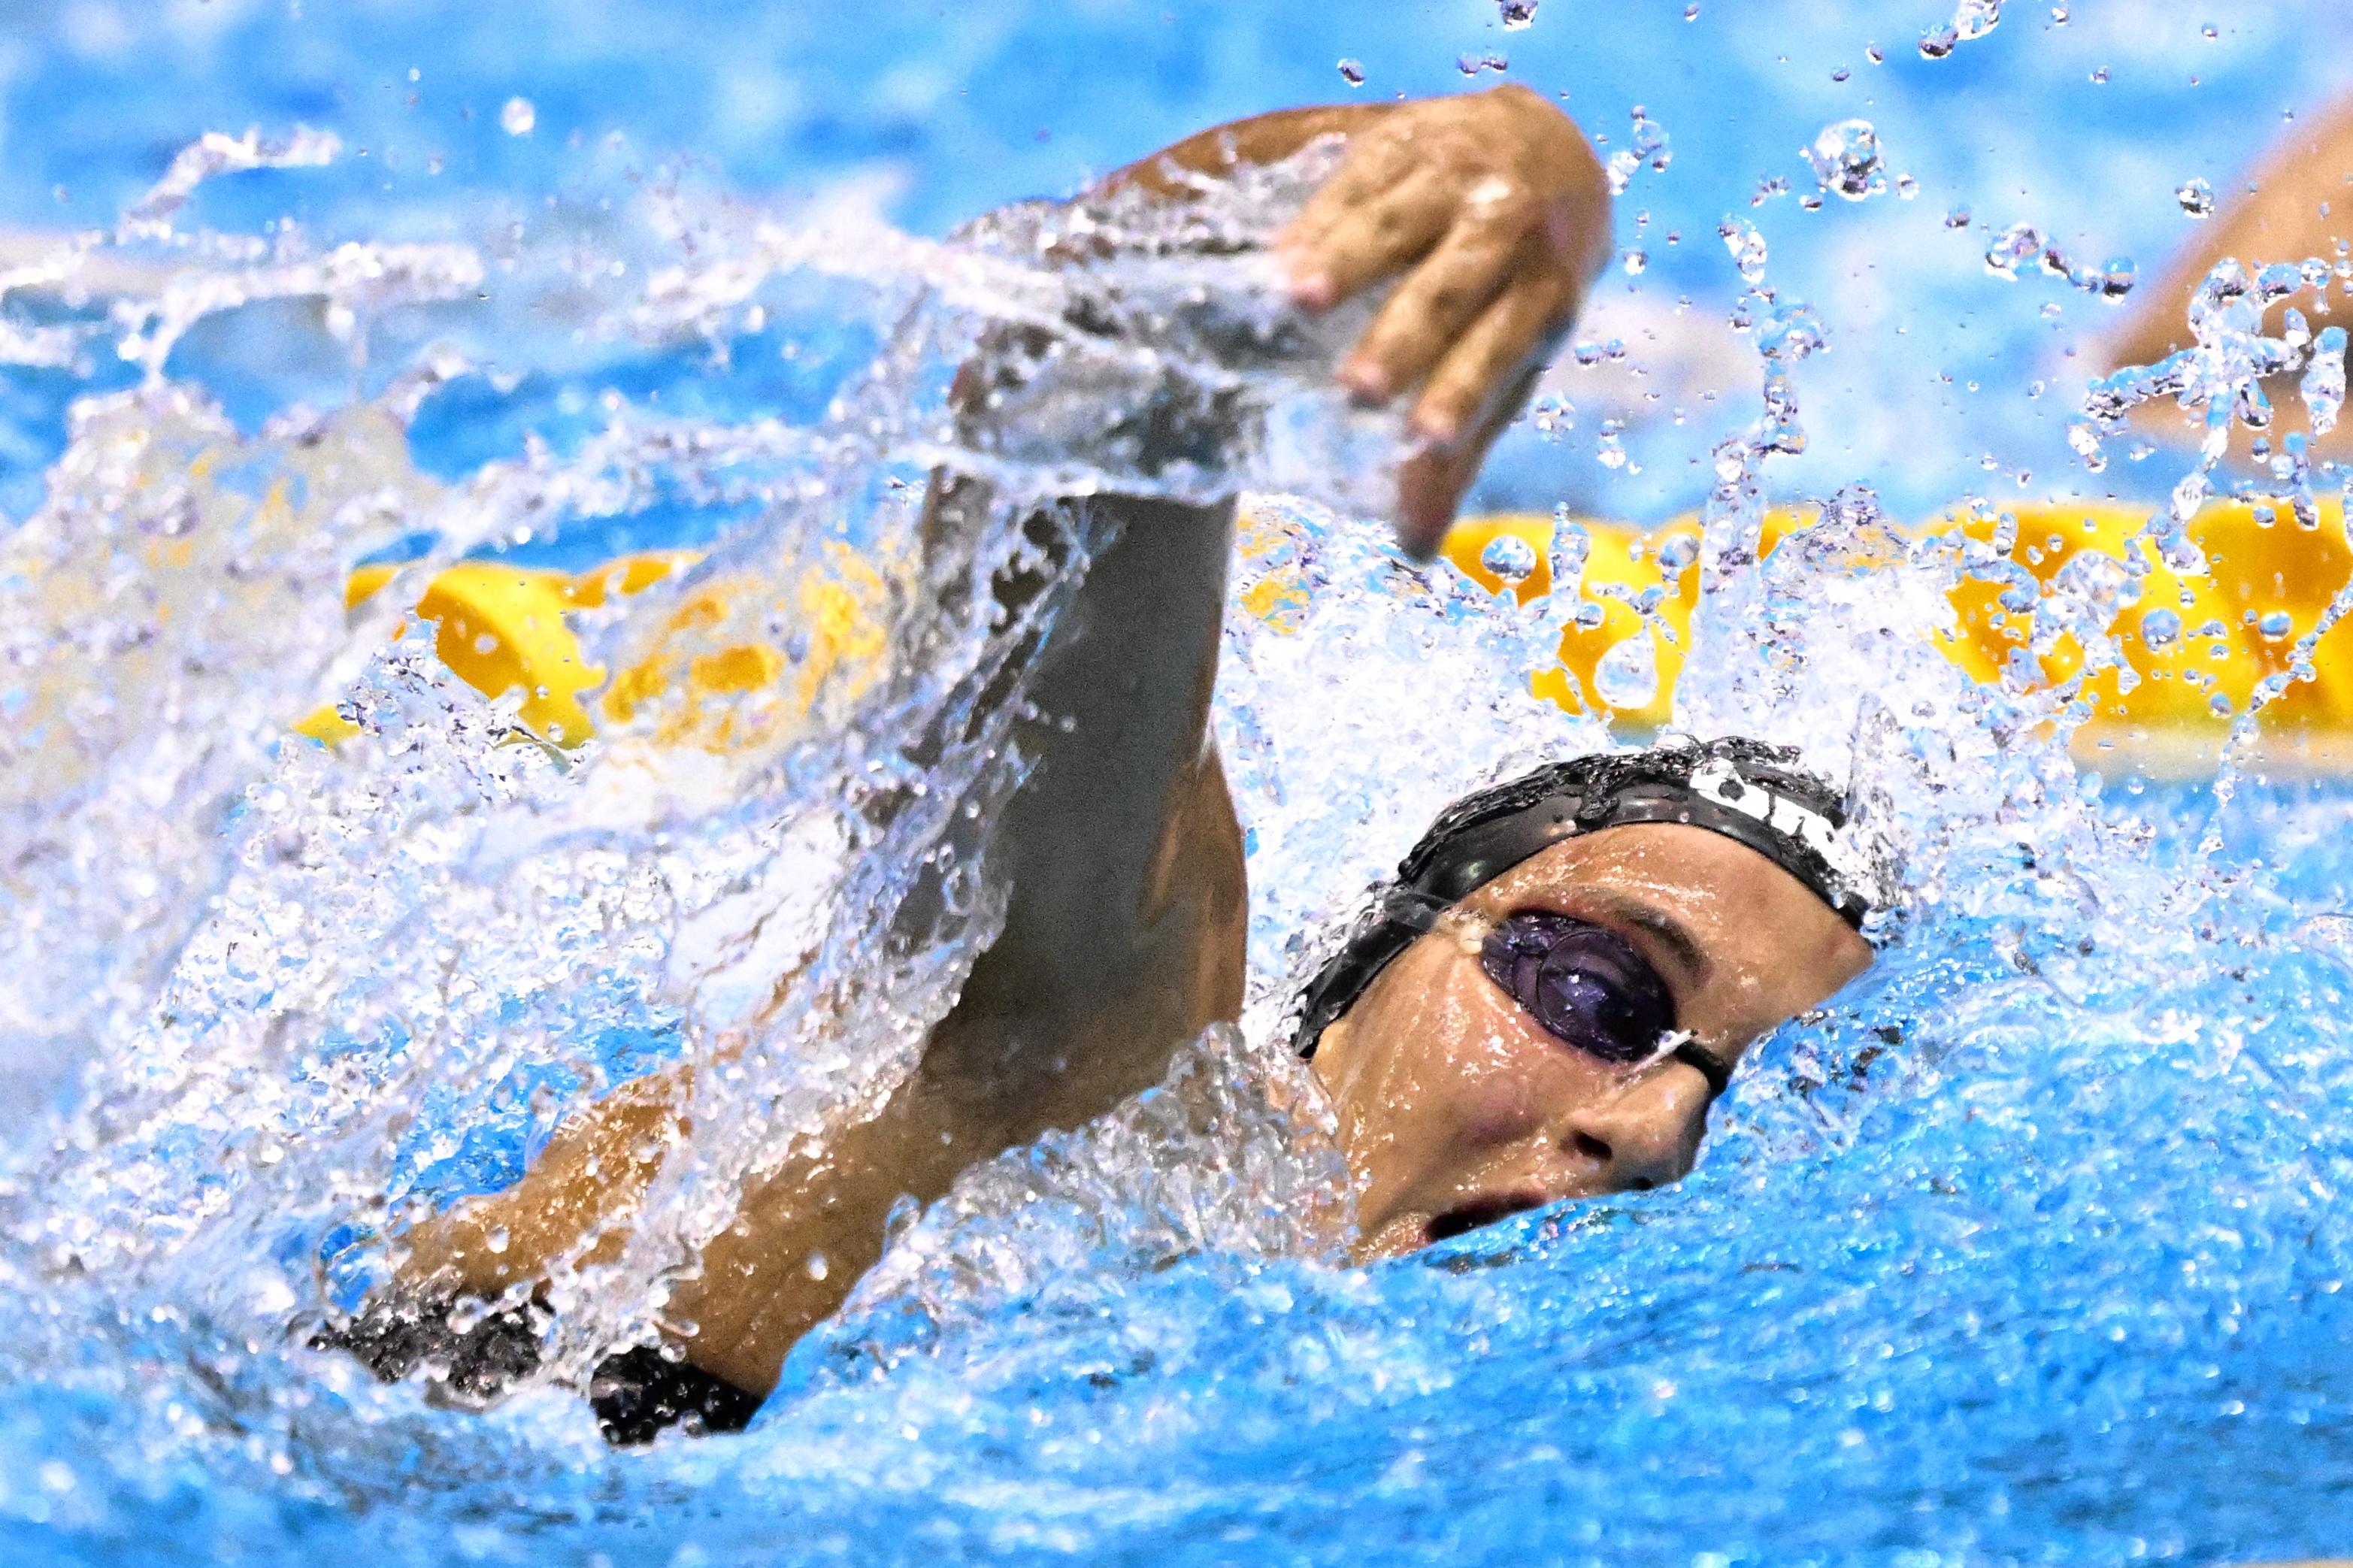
left=8, top=2, right=2353, bottom=1563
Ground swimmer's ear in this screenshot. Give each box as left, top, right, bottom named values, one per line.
left=1309, top=1013, right=1359, bottom=1076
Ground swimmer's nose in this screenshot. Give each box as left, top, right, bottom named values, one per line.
left=1559, top=1082, right=1701, bottom=1193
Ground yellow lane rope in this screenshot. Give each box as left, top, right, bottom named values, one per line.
left=296, top=501, right=2353, bottom=767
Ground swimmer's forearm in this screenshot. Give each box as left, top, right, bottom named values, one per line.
left=395, top=1069, right=687, bottom=1297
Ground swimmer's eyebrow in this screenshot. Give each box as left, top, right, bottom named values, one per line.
left=1579, top=889, right=1713, bottom=987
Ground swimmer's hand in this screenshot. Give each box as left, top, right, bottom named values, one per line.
left=1277, top=85, right=1610, bottom=558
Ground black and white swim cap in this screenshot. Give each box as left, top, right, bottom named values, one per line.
left=1292, top=734, right=1893, bottom=1057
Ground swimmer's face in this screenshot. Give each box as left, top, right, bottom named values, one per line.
left=1307, top=822, right=1875, bottom=1259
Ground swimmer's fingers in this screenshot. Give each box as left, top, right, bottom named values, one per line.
left=1339, top=208, right=1527, bottom=404
left=1277, top=167, right=1454, bottom=312
left=1410, top=268, right=1573, bottom=445
left=1395, top=361, right=1546, bottom=560
left=1276, top=129, right=1419, bottom=266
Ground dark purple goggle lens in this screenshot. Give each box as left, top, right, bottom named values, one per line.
left=1478, top=910, right=1676, bottom=1064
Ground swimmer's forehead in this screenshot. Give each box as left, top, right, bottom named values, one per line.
left=1464, top=821, right=1873, bottom=978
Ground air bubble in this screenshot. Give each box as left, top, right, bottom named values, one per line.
left=2178, top=178, right=2216, bottom=217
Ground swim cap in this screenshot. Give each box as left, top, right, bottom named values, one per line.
left=1292, top=735, right=1890, bottom=1057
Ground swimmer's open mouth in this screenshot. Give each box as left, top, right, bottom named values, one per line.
left=1423, top=1191, right=1548, bottom=1245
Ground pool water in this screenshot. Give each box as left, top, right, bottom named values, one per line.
left=8, top=2, right=2353, bottom=1563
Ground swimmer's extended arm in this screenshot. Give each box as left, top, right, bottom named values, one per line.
left=380, top=87, right=1610, bottom=1403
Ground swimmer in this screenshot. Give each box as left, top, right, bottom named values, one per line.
left=328, top=86, right=1882, bottom=1441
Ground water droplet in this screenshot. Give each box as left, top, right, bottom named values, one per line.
left=1915, top=0, right=2000, bottom=54
left=2201, top=21, right=2218, bottom=38
left=2259, top=610, right=2294, bottom=640
left=1605, top=108, right=1671, bottom=194
left=498, top=97, right=537, bottom=138
left=1499, top=0, right=1538, bottom=29
left=1895, top=174, right=1919, bottom=200
left=2208, top=692, right=2234, bottom=717
left=1806, top=119, right=1885, bottom=201
left=1720, top=217, right=1768, bottom=284
left=1337, top=58, right=1366, bottom=86
left=804, top=1250, right=830, bottom=1282
left=1831, top=67, right=1851, bottom=83
left=1655, top=534, right=1700, bottom=574
left=1683, top=2, right=1700, bottom=17
left=1945, top=205, right=1973, bottom=229
left=1622, top=249, right=1648, bottom=276
left=1631, top=109, right=1670, bottom=172
left=1592, top=629, right=1660, bottom=710
left=1984, top=222, right=2043, bottom=278
left=1456, top=51, right=1509, bottom=75
left=2303, top=324, right=2346, bottom=434
left=1866, top=43, right=1885, bottom=63
left=1481, top=534, right=1539, bottom=584
left=2141, top=607, right=2184, bottom=650
left=2177, top=177, right=2215, bottom=217
left=2089, top=66, right=2111, bottom=84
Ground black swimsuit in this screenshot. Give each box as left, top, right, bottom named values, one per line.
left=315, top=1294, right=762, bottom=1445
